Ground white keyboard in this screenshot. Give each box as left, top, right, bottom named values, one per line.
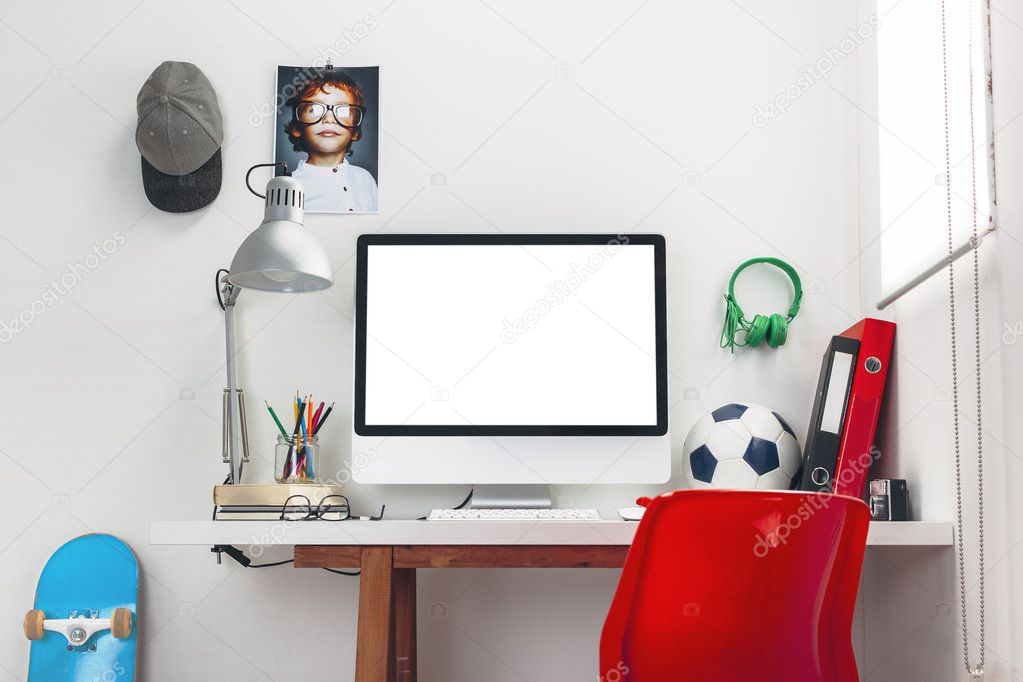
left=427, top=508, right=601, bottom=521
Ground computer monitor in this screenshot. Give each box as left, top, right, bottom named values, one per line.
left=351, top=233, right=670, bottom=506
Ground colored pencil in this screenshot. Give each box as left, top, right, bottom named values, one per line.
left=296, top=404, right=315, bottom=480
left=306, top=398, right=314, bottom=478
left=265, top=401, right=288, bottom=437
left=283, top=395, right=305, bottom=480
left=295, top=396, right=311, bottom=478
left=297, top=407, right=312, bottom=479
left=305, top=416, right=317, bottom=479
left=312, top=403, right=335, bottom=435
left=311, top=401, right=325, bottom=432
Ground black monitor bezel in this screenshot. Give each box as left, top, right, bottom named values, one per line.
left=354, top=233, right=668, bottom=437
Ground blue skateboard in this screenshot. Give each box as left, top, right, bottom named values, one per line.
left=24, top=534, right=138, bottom=681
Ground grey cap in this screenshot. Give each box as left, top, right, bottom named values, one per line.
left=136, top=61, right=223, bottom=212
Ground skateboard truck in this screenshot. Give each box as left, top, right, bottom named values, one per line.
left=24, top=608, right=132, bottom=646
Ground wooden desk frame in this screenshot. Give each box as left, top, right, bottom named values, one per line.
left=294, top=545, right=629, bottom=682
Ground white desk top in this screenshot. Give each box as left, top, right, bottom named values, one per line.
left=150, top=519, right=953, bottom=547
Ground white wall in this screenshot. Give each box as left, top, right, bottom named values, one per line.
left=0, top=1, right=943, bottom=680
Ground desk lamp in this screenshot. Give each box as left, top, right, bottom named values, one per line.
left=218, top=162, right=332, bottom=484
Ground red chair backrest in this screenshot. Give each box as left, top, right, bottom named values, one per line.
left=600, top=490, right=870, bottom=682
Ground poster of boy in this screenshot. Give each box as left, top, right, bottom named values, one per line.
left=274, top=65, right=379, bottom=214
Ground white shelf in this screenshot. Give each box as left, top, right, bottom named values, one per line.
left=150, top=519, right=952, bottom=548
left=866, top=521, right=952, bottom=546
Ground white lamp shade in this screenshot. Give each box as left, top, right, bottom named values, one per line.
left=228, top=219, right=333, bottom=292
left=227, top=174, right=333, bottom=293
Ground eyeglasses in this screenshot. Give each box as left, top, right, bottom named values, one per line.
left=278, top=494, right=385, bottom=521
left=280, top=494, right=351, bottom=521
left=294, top=101, right=365, bottom=128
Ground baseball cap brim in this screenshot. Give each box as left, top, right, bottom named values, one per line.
left=141, top=149, right=221, bottom=213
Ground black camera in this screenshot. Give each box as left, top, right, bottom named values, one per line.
left=868, top=479, right=909, bottom=521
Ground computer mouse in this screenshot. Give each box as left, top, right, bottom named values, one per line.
left=618, top=506, right=646, bottom=521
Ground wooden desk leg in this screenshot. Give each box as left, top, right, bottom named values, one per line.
left=393, top=568, right=417, bottom=681
left=356, top=546, right=394, bottom=682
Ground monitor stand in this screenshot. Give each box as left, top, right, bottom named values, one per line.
left=470, top=484, right=552, bottom=509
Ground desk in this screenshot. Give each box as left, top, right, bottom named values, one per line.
left=151, top=520, right=953, bottom=682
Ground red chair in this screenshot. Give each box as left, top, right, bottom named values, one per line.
left=600, top=490, right=870, bottom=682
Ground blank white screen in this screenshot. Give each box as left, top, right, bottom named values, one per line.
left=363, top=242, right=658, bottom=426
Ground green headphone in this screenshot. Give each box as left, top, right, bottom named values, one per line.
left=719, top=257, right=802, bottom=351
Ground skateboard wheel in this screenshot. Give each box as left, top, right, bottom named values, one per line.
left=24, top=610, right=44, bottom=640
left=111, top=608, right=132, bottom=638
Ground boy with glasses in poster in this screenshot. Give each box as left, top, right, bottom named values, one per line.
left=284, top=70, right=378, bottom=213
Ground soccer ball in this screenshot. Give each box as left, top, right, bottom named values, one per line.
left=683, top=403, right=801, bottom=490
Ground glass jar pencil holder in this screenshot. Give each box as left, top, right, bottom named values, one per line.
left=275, top=433, right=320, bottom=483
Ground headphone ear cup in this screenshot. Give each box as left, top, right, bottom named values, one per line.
left=746, top=314, right=769, bottom=347
left=766, top=314, right=788, bottom=348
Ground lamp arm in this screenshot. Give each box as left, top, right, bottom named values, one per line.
left=219, top=270, right=245, bottom=484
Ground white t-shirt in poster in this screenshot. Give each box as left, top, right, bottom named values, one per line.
left=293, top=158, right=378, bottom=214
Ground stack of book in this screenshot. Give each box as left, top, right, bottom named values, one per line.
left=213, top=483, right=348, bottom=520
